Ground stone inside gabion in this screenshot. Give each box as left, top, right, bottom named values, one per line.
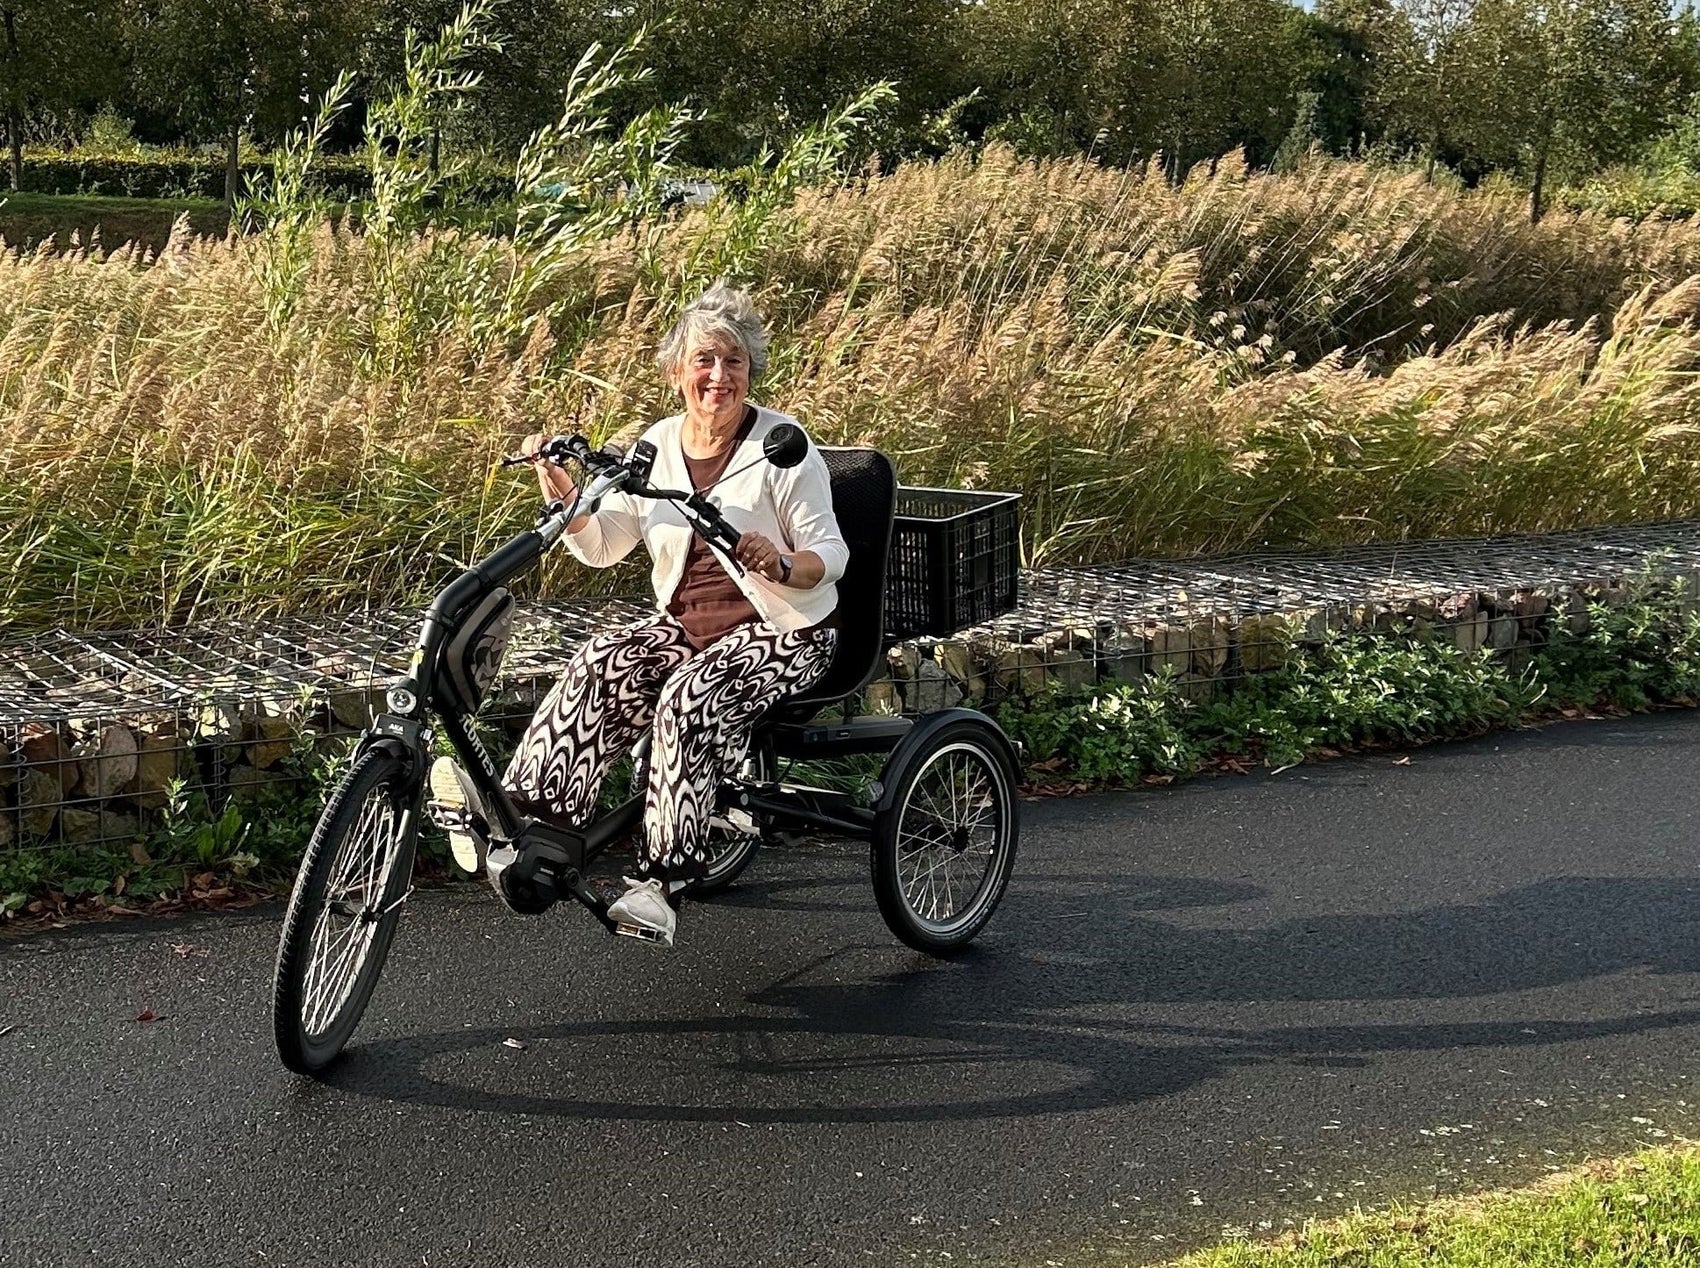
left=4, top=522, right=1699, bottom=849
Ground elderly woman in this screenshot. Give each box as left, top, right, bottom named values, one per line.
left=431, top=285, right=844, bottom=946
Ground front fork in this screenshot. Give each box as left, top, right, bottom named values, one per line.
left=358, top=712, right=429, bottom=777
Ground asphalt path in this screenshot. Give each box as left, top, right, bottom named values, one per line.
left=4, top=711, right=1699, bottom=1268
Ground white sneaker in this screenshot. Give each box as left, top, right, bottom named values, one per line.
left=606, top=876, right=677, bottom=946
left=428, top=757, right=489, bottom=874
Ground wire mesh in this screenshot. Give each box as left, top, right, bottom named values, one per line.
left=5, top=519, right=1700, bottom=856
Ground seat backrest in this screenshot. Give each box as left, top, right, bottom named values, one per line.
left=770, top=446, right=895, bottom=717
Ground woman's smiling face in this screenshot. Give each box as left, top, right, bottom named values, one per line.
left=673, top=333, right=750, bottom=429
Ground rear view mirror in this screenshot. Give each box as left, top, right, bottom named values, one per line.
left=763, top=423, right=808, bottom=470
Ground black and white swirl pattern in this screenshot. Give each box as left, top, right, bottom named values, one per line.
left=503, top=614, right=837, bottom=886
left=503, top=616, right=695, bottom=828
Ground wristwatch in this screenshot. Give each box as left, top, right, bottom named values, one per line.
left=778, top=555, right=793, bottom=585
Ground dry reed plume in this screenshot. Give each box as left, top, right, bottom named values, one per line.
left=7, top=150, right=1700, bottom=632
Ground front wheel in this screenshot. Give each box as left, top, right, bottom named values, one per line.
left=871, top=714, right=1020, bottom=955
left=272, top=749, right=420, bottom=1075
left=694, top=738, right=779, bottom=896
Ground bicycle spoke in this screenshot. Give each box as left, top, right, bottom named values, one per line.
left=304, top=919, right=369, bottom=1032
left=300, top=782, right=398, bottom=1038
left=896, top=743, right=1006, bottom=928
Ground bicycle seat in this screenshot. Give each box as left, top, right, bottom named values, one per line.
left=764, top=445, right=896, bottom=723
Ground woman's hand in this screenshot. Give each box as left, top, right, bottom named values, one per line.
left=735, top=531, right=786, bottom=582
left=734, top=533, right=824, bottom=588
left=520, top=431, right=583, bottom=524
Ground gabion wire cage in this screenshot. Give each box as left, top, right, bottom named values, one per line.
left=5, top=520, right=1700, bottom=857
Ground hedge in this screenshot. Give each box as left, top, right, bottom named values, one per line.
left=14, top=154, right=514, bottom=204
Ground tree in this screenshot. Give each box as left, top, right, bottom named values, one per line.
left=0, top=2, right=117, bottom=189
left=965, top=0, right=1306, bottom=170
left=1293, top=1, right=1382, bottom=156
left=1141, top=0, right=1306, bottom=171
left=127, top=0, right=367, bottom=208
left=648, top=0, right=961, bottom=165
left=1451, top=0, right=1690, bottom=219
left=1355, top=0, right=1490, bottom=176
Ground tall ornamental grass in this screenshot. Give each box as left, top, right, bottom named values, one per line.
left=8, top=144, right=1700, bottom=632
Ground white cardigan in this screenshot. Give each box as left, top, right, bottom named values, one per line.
left=563, top=406, right=847, bottom=633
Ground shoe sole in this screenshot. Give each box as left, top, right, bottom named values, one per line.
left=429, top=760, right=487, bottom=874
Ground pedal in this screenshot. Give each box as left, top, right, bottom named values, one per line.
left=613, top=921, right=673, bottom=947
left=709, top=808, right=758, bottom=835
left=425, top=799, right=471, bottom=831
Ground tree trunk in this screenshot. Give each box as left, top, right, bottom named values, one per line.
left=430, top=125, right=440, bottom=180
left=4, top=104, right=19, bottom=193
left=2, top=7, right=21, bottom=192
left=1529, top=145, right=1547, bottom=225
left=224, top=117, right=242, bottom=212
left=1529, top=105, right=1556, bottom=226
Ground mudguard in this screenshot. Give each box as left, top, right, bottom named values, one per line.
left=872, top=708, right=1020, bottom=816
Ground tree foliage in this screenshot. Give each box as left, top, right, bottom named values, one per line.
left=10, top=0, right=1700, bottom=218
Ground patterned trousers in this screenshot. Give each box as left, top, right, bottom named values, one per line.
left=503, top=613, right=837, bottom=884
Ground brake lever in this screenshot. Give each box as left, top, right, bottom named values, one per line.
left=684, top=493, right=746, bottom=575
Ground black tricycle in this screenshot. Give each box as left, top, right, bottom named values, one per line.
left=271, top=424, right=1023, bottom=1075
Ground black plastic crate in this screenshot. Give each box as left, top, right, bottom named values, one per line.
left=886, top=487, right=1021, bottom=639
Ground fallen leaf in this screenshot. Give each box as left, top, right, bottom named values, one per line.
left=1392, top=756, right=1412, bottom=766
left=135, top=1008, right=157, bottom=1023
left=129, top=842, right=152, bottom=866
left=502, top=1037, right=525, bottom=1050
left=0, top=1024, right=16, bottom=1038
left=170, top=943, right=207, bottom=958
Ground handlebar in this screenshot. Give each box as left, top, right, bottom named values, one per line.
left=509, top=432, right=745, bottom=569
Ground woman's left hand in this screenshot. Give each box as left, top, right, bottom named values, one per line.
left=735, top=531, right=786, bottom=582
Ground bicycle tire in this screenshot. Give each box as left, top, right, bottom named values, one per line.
left=272, top=749, right=419, bottom=1075
left=870, top=716, right=1019, bottom=955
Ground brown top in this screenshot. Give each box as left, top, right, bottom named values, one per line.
left=668, top=412, right=760, bottom=650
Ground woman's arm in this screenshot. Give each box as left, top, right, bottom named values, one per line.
left=773, top=442, right=849, bottom=586
left=734, top=536, right=826, bottom=588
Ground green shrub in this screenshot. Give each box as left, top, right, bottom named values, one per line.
left=14, top=152, right=522, bottom=205
left=999, top=583, right=1700, bottom=788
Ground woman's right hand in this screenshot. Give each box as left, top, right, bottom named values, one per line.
left=522, top=431, right=583, bottom=515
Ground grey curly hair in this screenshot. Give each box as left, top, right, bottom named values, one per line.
left=655, top=283, right=771, bottom=382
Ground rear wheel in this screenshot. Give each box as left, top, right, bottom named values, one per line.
left=272, top=750, right=420, bottom=1075
left=871, top=715, right=1019, bottom=955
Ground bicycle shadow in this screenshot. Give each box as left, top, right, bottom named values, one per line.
left=317, top=869, right=1700, bottom=1124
